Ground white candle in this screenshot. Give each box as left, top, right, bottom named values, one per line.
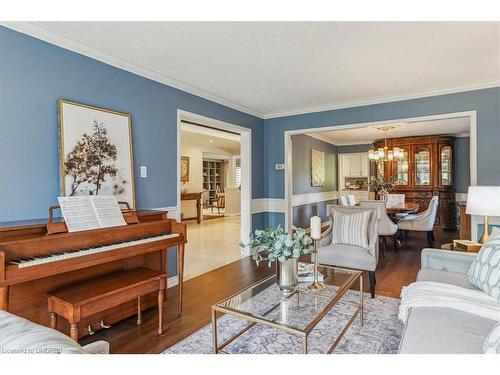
left=310, top=216, right=321, bottom=240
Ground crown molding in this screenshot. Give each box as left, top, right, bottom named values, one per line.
left=3, top=22, right=499, bottom=121
left=2, top=22, right=265, bottom=118
left=304, top=132, right=336, bottom=145
left=264, top=80, right=500, bottom=119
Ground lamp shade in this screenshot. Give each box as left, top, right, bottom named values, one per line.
left=466, top=186, right=500, bottom=216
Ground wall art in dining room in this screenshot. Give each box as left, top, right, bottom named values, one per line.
left=58, top=100, right=136, bottom=208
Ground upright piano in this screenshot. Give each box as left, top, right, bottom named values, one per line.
left=0, top=209, right=186, bottom=339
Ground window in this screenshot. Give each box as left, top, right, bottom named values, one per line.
left=234, top=157, right=241, bottom=187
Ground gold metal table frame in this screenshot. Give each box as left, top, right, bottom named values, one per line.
left=211, top=265, right=363, bottom=354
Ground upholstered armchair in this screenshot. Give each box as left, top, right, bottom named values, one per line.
left=318, top=205, right=380, bottom=297
left=397, top=196, right=439, bottom=247
left=359, top=200, right=398, bottom=254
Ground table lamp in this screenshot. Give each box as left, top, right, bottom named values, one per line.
left=466, top=186, right=500, bottom=244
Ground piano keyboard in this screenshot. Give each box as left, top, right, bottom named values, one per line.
left=10, top=233, right=180, bottom=268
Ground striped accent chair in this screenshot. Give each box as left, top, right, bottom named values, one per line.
left=318, top=205, right=380, bottom=297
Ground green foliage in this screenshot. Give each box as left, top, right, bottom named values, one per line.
left=240, top=225, right=314, bottom=267
left=369, top=176, right=395, bottom=196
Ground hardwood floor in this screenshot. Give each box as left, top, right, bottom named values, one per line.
left=79, top=228, right=457, bottom=354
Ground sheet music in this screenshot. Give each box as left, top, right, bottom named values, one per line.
left=90, top=196, right=127, bottom=228
left=58, top=197, right=100, bottom=232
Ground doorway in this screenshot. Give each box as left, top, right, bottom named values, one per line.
left=284, top=111, right=477, bottom=235
left=177, top=110, right=252, bottom=279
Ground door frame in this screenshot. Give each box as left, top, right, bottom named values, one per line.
left=284, top=110, right=477, bottom=233
left=177, top=110, right=252, bottom=253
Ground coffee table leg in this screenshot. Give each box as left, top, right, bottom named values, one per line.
left=303, top=335, right=308, bottom=354
left=211, top=308, right=218, bottom=354
left=360, top=274, right=364, bottom=326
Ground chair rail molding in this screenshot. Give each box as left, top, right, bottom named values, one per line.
left=291, top=191, right=339, bottom=207
left=251, top=198, right=286, bottom=214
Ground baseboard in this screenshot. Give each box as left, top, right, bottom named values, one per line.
left=167, top=275, right=179, bottom=289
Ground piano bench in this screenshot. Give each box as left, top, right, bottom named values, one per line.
left=47, top=267, right=167, bottom=341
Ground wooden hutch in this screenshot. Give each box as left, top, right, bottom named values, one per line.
left=374, top=135, right=455, bottom=230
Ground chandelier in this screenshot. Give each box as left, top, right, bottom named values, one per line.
left=368, top=126, right=403, bottom=162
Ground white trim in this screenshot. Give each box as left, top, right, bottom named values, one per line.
left=2, top=22, right=264, bottom=118
left=264, top=81, right=500, bottom=119
left=251, top=198, right=286, bottom=214
left=284, top=111, right=478, bottom=233
left=167, top=275, right=179, bottom=289
left=291, top=191, right=339, bottom=207
left=177, top=110, right=252, bottom=250
left=3, top=23, right=498, bottom=121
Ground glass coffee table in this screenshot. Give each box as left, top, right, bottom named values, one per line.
left=211, top=264, right=363, bottom=354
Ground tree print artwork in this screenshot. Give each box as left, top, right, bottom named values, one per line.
left=65, top=121, right=123, bottom=196
left=59, top=100, right=135, bottom=207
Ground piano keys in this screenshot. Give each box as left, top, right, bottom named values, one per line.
left=0, top=210, right=186, bottom=339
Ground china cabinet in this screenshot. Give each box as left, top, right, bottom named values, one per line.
left=374, top=135, right=455, bottom=229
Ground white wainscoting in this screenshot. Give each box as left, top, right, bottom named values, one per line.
left=291, top=191, right=339, bottom=207
left=251, top=198, right=286, bottom=214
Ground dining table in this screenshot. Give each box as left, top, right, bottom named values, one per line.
left=385, top=202, right=419, bottom=216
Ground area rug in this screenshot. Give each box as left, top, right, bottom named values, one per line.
left=163, top=287, right=404, bottom=354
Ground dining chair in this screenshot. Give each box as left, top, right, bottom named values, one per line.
left=359, top=200, right=399, bottom=254
left=347, top=194, right=357, bottom=206
left=210, top=193, right=226, bottom=214
left=397, top=196, right=439, bottom=247
left=339, top=196, right=350, bottom=206
left=386, top=194, right=405, bottom=208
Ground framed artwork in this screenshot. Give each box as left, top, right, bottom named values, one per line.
left=58, top=99, right=136, bottom=208
left=180, top=156, right=190, bottom=182
left=311, top=149, right=325, bottom=187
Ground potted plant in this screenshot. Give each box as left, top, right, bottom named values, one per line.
left=241, top=226, right=314, bottom=296
left=370, top=176, right=395, bottom=200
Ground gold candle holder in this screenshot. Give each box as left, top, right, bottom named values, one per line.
left=308, top=239, right=325, bottom=290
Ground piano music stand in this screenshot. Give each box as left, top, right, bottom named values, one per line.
left=46, top=201, right=139, bottom=235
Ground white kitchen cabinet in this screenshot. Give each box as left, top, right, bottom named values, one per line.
left=339, top=153, right=369, bottom=178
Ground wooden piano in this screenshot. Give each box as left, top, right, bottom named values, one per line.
left=0, top=208, right=186, bottom=340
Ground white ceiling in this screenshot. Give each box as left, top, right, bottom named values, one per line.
left=307, top=116, right=470, bottom=145
left=181, top=123, right=240, bottom=154
left=5, top=22, right=500, bottom=118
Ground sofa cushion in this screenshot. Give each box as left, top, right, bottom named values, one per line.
left=417, top=269, right=478, bottom=290
left=399, top=306, right=497, bottom=354
left=318, top=243, right=376, bottom=271
left=483, top=321, right=500, bottom=354
left=331, top=209, right=371, bottom=250
left=0, top=310, right=86, bottom=354
left=468, top=237, right=500, bottom=302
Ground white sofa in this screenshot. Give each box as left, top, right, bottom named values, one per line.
left=398, top=249, right=498, bottom=353
left=0, top=310, right=109, bottom=354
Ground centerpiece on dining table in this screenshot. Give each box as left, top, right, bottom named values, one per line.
left=240, top=225, right=315, bottom=296
left=369, top=176, right=395, bottom=201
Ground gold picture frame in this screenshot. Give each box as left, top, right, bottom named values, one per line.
left=180, top=156, right=190, bottom=182
left=57, top=99, right=136, bottom=208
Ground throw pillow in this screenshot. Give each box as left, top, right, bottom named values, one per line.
left=483, top=322, right=500, bottom=354
left=331, top=210, right=371, bottom=250
left=468, top=239, right=500, bottom=302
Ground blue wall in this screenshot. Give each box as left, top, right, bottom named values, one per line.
left=0, top=26, right=265, bottom=224
left=0, top=26, right=265, bottom=277
left=292, top=134, right=338, bottom=194
left=291, top=134, right=337, bottom=228
left=264, top=87, right=500, bottom=227
left=454, top=137, right=470, bottom=194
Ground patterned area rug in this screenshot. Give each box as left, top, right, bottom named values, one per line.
left=163, top=287, right=404, bottom=354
